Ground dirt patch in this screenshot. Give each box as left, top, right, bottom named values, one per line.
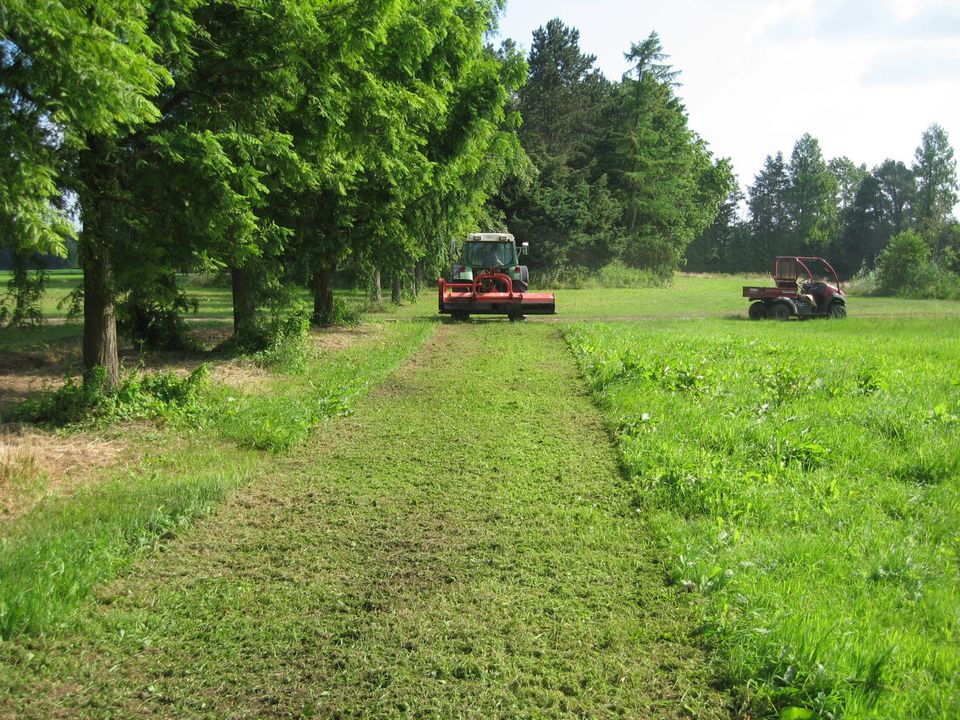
left=0, top=351, right=76, bottom=411
left=311, top=324, right=383, bottom=352
left=0, top=427, right=133, bottom=522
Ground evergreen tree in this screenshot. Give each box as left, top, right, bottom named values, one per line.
left=912, top=123, right=958, bottom=258
left=785, top=133, right=838, bottom=253
left=747, top=152, right=790, bottom=267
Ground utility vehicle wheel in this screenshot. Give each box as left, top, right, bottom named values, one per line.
left=748, top=302, right=767, bottom=320
left=508, top=314, right=527, bottom=322
left=828, top=302, right=847, bottom=319
left=452, top=311, right=470, bottom=322
left=770, top=302, right=792, bottom=321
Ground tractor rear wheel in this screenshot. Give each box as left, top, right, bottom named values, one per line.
left=828, top=302, right=847, bottom=319
left=748, top=302, right=767, bottom=320
left=770, top=302, right=792, bottom=321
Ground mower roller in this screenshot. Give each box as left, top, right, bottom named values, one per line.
left=438, top=233, right=556, bottom=320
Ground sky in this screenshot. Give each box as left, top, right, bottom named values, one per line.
left=494, top=0, right=960, bottom=194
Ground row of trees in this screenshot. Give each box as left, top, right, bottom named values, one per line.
left=2, top=0, right=525, bottom=385
left=686, top=125, right=959, bottom=288
left=487, top=20, right=733, bottom=278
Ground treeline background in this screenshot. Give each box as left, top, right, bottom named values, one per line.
left=2, top=5, right=958, bottom=378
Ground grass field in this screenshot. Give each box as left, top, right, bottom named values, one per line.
left=2, top=273, right=959, bottom=718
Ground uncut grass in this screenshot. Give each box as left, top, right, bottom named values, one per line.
left=0, top=321, right=434, bottom=641
left=565, top=317, right=960, bottom=718
left=0, top=323, right=729, bottom=719
left=553, top=275, right=960, bottom=320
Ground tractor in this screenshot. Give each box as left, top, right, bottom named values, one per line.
left=438, top=232, right=556, bottom=321
left=743, top=256, right=847, bottom=320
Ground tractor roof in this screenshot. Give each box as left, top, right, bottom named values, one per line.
left=467, top=232, right=514, bottom=243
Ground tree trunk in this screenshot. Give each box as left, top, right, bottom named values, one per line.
left=391, top=275, right=402, bottom=304
left=413, top=262, right=423, bottom=295
left=82, top=244, right=119, bottom=388
left=373, top=268, right=383, bottom=304
left=313, top=265, right=335, bottom=324
left=231, top=265, right=258, bottom=341
left=78, top=135, right=119, bottom=389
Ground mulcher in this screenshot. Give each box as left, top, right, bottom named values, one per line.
left=438, top=232, right=556, bottom=321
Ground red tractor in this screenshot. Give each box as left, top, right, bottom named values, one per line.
left=743, top=256, right=847, bottom=320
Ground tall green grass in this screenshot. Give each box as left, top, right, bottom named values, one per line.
left=564, top=317, right=960, bottom=719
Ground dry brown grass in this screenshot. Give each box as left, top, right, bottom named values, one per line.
left=0, top=428, right=130, bottom=522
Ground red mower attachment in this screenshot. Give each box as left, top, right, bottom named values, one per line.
left=438, top=272, right=556, bottom=321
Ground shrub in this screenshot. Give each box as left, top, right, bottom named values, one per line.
left=14, top=365, right=209, bottom=426
left=875, top=231, right=960, bottom=299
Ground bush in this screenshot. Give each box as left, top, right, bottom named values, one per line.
left=252, top=302, right=312, bottom=372
left=597, top=261, right=671, bottom=289
left=14, top=365, right=209, bottom=426
left=875, top=231, right=960, bottom=299
left=538, top=263, right=671, bottom=290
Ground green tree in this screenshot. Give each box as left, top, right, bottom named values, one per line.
left=873, top=159, right=916, bottom=235
left=829, top=156, right=868, bottom=212
left=608, top=32, right=732, bottom=276
left=785, top=133, right=838, bottom=253
left=1, top=0, right=192, bottom=383
left=746, top=152, right=790, bottom=267
left=912, top=123, right=958, bottom=257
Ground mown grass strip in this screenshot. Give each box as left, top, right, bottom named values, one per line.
left=0, top=321, right=434, bottom=640
left=1, top=322, right=729, bottom=719
left=564, top=318, right=960, bottom=719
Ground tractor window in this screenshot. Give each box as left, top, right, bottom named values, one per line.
left=464, top=242, right=516, bottom=268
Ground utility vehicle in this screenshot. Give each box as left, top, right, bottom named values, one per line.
left=743, top=256, right=847, bottom=320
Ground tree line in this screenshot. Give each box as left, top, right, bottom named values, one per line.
left=2, top=0, right=526, bottom=385
left=685, top=127, right=959, bottom=294
left=488, top=19, right=733, bottom=279
left=4, top=7, right=958, bottom=389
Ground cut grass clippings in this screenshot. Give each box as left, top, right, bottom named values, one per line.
left=0, top=323, right=730, bottom=719
left=564, top=317, right=960, bottom=719
left=0, top=321, right=435, bottom=640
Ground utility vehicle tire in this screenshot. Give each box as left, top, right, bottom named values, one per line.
left=452, top=311, right=470, bottom=322
left=748, top=302, right=767, bottom=320
left=508, top=314, right=526, bottom=322
left=770, top=302, right=792, bottom=321
left=828, top=302, right=847, bottom=319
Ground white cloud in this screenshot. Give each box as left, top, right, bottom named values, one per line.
left=496, top=0, right=960, bottom=186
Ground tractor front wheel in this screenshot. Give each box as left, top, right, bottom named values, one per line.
left=770, top=302, right=792, bottom=321
left=748, top=302, right=767, bottom=320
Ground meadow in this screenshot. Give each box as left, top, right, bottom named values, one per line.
left=564, top=313, right=960, bottom=718
left=1, top=271, right=959, bottom=718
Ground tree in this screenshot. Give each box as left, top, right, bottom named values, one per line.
left=518, top=19, right=610, bottom=165
left=829, top=157, right=868, bottom=212
left=873, top=159, right=915, bottom=235
left=785, top=133, right=838, bottom=253
left=1, top=0, right=193, bottom=384
left=747, top=152, right=790, bottom=266
left=608, top=33, right=732, bottom=275
left=912, top=123, right=958, bottom=257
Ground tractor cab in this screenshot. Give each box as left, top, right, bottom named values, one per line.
left=450, top=232, right=529, bottom=290
left=744, top=256, right=847, bottom=320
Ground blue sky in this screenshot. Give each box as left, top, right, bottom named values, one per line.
left=495, top=0, right=960, bottom=196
